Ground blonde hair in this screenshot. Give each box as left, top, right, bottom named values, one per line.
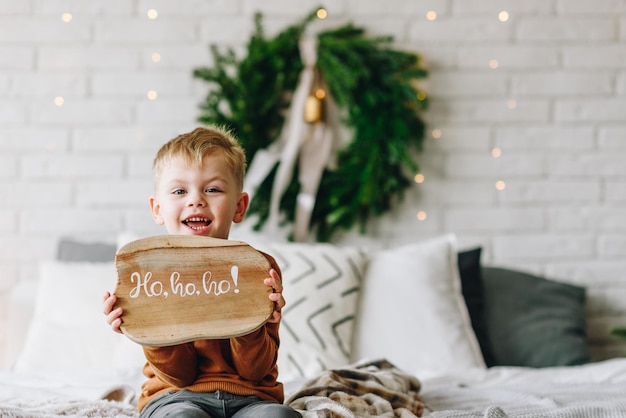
left=152, top=126, right=247, bottom=190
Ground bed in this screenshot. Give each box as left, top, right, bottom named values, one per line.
left=1, top=234, right=625, bottom=417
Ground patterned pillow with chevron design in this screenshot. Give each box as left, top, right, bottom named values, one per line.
left=253, top=242, right=369, bottom=381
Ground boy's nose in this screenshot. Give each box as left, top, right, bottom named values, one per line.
left=187, top=192, right=207, bottom=207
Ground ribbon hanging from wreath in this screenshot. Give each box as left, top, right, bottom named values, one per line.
left=245, top=35, right=338, bottom=242
left=193, top=9, right=428, bottom=242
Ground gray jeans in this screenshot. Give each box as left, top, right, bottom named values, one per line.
left=140, top=390, right=302, bottom=418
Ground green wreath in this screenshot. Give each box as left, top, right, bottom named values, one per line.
left=193, top=9, right=428, bottom=242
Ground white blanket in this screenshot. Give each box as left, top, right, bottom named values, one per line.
left=0, top=370, right=142, bottom=418
left=0, top=398, right=137, bottom=418
left=421, top=358, right=626, bottom=417
left=426, top=383, right=626, bottom=417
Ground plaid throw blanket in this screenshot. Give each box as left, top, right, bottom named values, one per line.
left=286, top=359, right=424, bottom=418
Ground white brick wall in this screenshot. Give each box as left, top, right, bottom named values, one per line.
left=1, top=0, right=625, bottom=360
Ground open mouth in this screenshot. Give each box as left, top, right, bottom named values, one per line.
left=182, top=216, right=212, bottom=231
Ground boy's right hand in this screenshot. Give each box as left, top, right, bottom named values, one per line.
left=102, top=291, right=123, bottom=334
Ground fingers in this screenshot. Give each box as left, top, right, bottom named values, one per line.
left=265, top=269, right=285, bottom=324
left=264, top=269, right=282, bottom=293
left=267, top=310, right=282, bottom=324
left=106, top=308, right=123, bottom=334
left=102, top=292, right=123, bottom=334
left=102, top=292, right=116, bottom=315
left=107, top=314, right=123, bottom=333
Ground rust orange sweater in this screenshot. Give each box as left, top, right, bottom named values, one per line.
left=137, top=253, right=284, bottom=412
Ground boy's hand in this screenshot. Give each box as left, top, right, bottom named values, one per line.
left=102, top=291, right=123, bottom=333
left=264, top=269, right=285, bottom=324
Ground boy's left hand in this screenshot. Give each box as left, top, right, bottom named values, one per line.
left=264, top=268, right=285, bottom=323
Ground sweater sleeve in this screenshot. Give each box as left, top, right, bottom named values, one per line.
left=143, top=342, right=197, bottom=387
left=230, top=322, right=280, bottom=381
left=229, top=252, right=282, bottom=382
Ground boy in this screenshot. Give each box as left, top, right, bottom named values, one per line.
left=102, top=126, right=301, bottom=418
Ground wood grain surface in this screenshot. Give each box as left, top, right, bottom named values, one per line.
left=114, top=235, right=273, bottom=346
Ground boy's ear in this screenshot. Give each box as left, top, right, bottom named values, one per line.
left=233, top=192, right=249, bottom=224
left=149, top=195, right=165, bottom=225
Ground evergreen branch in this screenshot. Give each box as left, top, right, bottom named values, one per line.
left=611, top=327, right=626, bottom=340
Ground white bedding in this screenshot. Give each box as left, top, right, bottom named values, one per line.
left=0, top=369, right=143, bottom=402
left=1, top=358, right=626, bottom=418
left=420, top=358, right=626, bottom=417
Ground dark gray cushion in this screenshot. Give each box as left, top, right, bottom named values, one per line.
left=481, top=266, right=590, bottom=368
left=457, top=248, right=496, bottom=366
left=56, top=238, right=117, bottom=262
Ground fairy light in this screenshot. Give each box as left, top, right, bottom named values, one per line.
left=414, top=173, right=425, bottom=184
left=416, top=211, right=428, bottom=221
left=417, top=91, right=427, bottom=101
left=489, top=59, right=499, bottom=69
left=151, top=52, right=161, bottom=63
left=147, top=90, right=158, bottom=100
left=147, top=9, right=158, bottom=19
left=431, top=128, right=442, bottom=139
left=495, top=180, right=506, bottom=191
left=426, top=11, right=437, bottom=21
left=54, top=96, right=64, bottom=106
left=507, top=99, right=517, bottom=109
left=316, top=8, right=327, bottom=19
left=315, top=88, right=326, bottom=99
left=498, top=11, right=509, bottom=22
left=491, top=147, right=502, bottom=158
left=61, top=13, right=73, bottom=23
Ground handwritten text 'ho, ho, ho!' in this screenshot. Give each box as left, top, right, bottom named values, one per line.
left=128, top=266, right=240, bottom=299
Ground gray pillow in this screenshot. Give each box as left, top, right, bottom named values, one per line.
left=56, top=238, right=117, bottom=263
left=482, top=267, right=590, bottom=368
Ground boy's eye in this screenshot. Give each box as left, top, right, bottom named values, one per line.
left=205, top=187, right=220, bottom=193
left=172, top=189, right=186, bottom=195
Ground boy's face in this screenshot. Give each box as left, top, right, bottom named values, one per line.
left=149, top=150, right=248, bottom=239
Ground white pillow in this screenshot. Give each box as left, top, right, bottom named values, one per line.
left=3, top=278, right=38, bottom=369
left=13, top=261, right=145, bottom=377
left=251, top=241, right=369, bottom=382
left=350, top=234, right=485, bottom=378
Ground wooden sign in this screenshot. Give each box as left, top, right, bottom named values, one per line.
left=114, top=235, right=274, bottom=346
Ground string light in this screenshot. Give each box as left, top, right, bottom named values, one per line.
left=426, top=11, right=437, bottom=21
left=414, top=173, right=425, bottom=184
left=416, top=91, right=427, bottom=101
left=490, top=11, right=507, bottom=210
left=316, top=8, right=327, bottom=19
left=147, top=90, right=158, bottom=100
left=61, top=13, right=73, bottom=23
left=147, top=9, right=158, bottom=19
left=416, top=211, right=428, bottom=221
left=431, top=128, right=442, bottom=139
left=54, top=96, right=64, bottom=106
left=314, top=88, right=326, bottom=99
left=151, top=52, right=161, bottom=63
